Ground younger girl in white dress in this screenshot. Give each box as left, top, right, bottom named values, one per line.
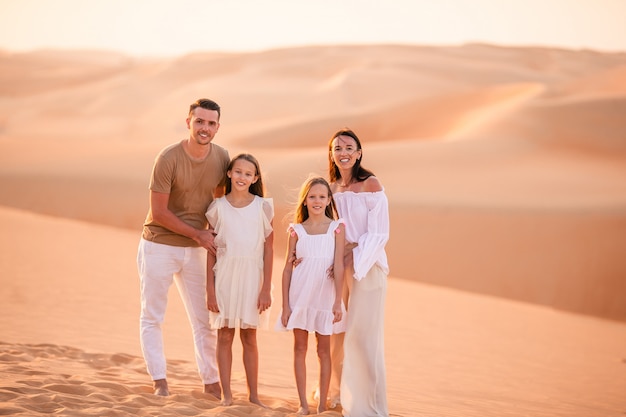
left=277, top=176, right=346, bottom=415
left=205, top=153, right=273, bottom=407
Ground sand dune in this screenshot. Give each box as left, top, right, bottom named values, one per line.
left=549, top=64, right=626, bottom=98
left=1, top=43, right=626, bottom=415
left=1, top=44, right=626, bottom=321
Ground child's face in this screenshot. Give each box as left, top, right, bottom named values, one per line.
left=305, top=183, right=331, bottom=215
left=228, top=159, right=258, bottom=190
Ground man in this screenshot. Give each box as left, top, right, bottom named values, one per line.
left=137, top=98, right=230, bottom=397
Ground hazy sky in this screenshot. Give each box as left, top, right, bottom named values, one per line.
left=1, top=0, right=625, bottom=57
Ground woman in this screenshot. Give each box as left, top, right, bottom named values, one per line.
left=328, top=128, right=389, bottom=417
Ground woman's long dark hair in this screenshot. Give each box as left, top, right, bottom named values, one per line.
left=327, top=128, right=375, bottom=184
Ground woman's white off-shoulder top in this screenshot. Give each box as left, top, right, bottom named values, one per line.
left=333, top=190, right=389, bottom=280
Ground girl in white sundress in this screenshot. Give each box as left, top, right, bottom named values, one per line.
left=205, top=153, right=273, bottom=407
left=276, top=176, right=346, bottom=415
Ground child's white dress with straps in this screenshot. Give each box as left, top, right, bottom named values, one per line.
left=276, top=218, right=347, bottom=335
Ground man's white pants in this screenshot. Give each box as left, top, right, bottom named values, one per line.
left=137, top=238, right=218, bottom=384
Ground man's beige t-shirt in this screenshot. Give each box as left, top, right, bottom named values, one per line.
left=141, top=140, right=230, bottom=247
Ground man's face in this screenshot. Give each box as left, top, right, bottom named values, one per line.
left=186, top=107, right=220, bottom=145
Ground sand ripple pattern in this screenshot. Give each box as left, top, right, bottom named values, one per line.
left=0, top=342, right=318, bottom=417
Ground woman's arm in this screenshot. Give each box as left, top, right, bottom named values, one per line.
left=352, top=186, right=390, bottom=280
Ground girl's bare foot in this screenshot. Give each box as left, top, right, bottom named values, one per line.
left=296, top=406, right=310, bottom=415
left=249, top=397, right=268, bottom=408
left=221, top=396, right=233, bottom=406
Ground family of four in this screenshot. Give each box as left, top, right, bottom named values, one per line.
left=136, top=98, right=390, bottom=416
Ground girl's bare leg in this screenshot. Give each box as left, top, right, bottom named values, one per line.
left=240, top=328, right=266, bottom=407
left=329, top=331, right=344, bottom=407
left=217, top=328, right=235, bottom=406
left=315, top=264, right=350, bottom=407
left=316, top=333, right=331, bottom=414
left=294, top=329, right=310, bottom=415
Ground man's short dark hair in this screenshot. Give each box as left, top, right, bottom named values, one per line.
left=189, top=98, right=221, bottom=120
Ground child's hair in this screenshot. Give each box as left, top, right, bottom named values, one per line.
left=294, top=176, right=338, bottom=223
left=225, top=153, right=265, bottom=197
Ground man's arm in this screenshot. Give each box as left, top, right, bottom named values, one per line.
left=150, top=191, right=216, bottom=252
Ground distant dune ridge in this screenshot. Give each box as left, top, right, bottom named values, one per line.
left=1, top=44, right=626, bottom=416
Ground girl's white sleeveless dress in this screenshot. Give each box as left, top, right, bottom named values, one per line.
left=206, top=195, right=273, bottom=329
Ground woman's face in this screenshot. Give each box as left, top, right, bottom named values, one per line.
left=331, top=135, right=361, bottom=170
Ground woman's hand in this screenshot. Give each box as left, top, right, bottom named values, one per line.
left=344, top=242, right=357, bottom=269
left=287, top=249, right=303, bottom=267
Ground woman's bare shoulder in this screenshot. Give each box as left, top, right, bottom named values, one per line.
left=362, top=176, right=383, bottom=192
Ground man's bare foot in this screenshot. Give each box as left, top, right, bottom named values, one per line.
left=221, top=396, right=233, bottom=406
left=153, top=379, right=169, bottom=396
left=318, top=405, right=328, bottom=414
left=203, top=382, right=221, bottom=399
left=296, top=406, right=310, bottom=415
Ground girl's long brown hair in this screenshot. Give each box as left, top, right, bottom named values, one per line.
left=225, top=153, right=265, bottom=197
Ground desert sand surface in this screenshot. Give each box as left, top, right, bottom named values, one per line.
left=1, top=44, right=626, bottom=416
